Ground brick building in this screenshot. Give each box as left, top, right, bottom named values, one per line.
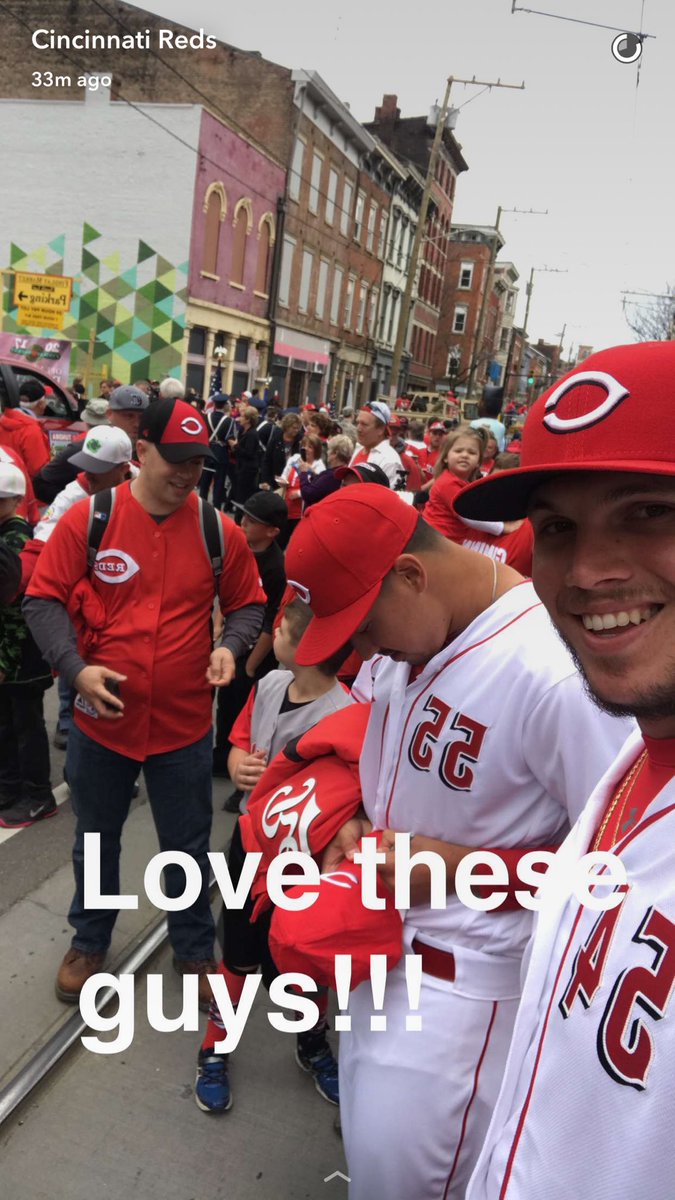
left=365, top=96, right=468, bottom=395
left=442, top=225, right=505, bottom=395
left=271, top=71, right=389, bottom=409
left=492, top=262, right=519, bottom=388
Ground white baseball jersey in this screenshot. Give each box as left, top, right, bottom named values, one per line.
left=468, top=729, right=675, bottom=1200
left=349, top=440, right=404, bottom=488
left=342, top=581, right=634, bottom=1200
left=352, top=579, right=634, bottom=959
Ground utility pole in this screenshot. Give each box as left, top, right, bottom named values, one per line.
left=388, top=74, right=525, bottom=400
left=465, top=205, right=547, bottom=400
left=522, top=265, right=567, bottom=340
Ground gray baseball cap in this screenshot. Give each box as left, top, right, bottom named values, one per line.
left=107, top=385, right=149, bottom=411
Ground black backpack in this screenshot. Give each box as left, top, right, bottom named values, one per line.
left=86, top=489, right=225, bottom=591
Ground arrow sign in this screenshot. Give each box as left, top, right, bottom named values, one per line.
left=324, top=1171, right=351, bottom=1184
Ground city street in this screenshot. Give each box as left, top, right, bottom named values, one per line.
left=0, top=689, right=347, bottom=1200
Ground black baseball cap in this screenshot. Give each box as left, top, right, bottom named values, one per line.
left=233, top=490, right=288, bottom=527
left=334, top=462, right=391, bottom=488
left=137, top=398, right=215, bottom=463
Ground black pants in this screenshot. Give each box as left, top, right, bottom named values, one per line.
left=0, top=681, right=52, bottom=805
left=199, top=462, right=233, bottom=511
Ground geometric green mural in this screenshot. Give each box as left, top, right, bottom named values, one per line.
left=2, top=226, right=188, bottom=386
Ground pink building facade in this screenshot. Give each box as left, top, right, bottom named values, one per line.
left=186, top=111, right=285, bottom=399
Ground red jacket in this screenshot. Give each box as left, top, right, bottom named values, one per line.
left=240, top=702, right=371, bottom=916
left=0, top=409, right=49, bottom=479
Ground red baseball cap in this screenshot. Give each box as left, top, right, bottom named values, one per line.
left=268, top=858, right=403, bottom=989
left=285, top=485, right=418, bottom=665
left=138, top=398, right=215, bottom=463
left=455, top=342, right=675, bottom=520
left=428, top=422, right=445, bottom=433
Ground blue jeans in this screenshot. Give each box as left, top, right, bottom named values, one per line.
left=57, top=674, right=74, bottom=735
left=66, top=725, right=215, bottom=959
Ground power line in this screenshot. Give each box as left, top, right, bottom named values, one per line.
left=510, top=2, right=655, bottom=39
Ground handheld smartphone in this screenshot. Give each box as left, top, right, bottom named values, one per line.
left=103, top=678, right=122, bottom=710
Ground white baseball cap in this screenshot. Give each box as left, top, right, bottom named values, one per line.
left=363, top=400, right=391, bottom=426
left=70, top=426, right=133, bottom=474
left=0, top=463, right=27, bottom=498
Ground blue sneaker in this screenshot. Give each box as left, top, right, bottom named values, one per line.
left=295, top=1039, right=339, bottom=1106
left=194, top=1047, right=232, bottom=1113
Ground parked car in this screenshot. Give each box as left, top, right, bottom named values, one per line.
left=0, top=359, right=85, bottom=456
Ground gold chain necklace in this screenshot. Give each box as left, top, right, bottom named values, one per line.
left=592, top=749, right=648, bottom=852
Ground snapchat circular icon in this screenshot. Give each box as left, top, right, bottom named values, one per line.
left=611, top=32, right=643, bottom=63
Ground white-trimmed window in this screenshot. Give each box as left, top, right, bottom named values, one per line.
left=379, top=290, right=390, bottom=342
left=368, top=289, right=378, bottom=337
left=499, top=327, right=510, bottom=352
left=344, top=275, right=356, bottom=328
left=340, top=180, right=353, bottom=236
left=316, top=258, right=329, bottom=320
left=387, top=292, right=400, bottom=344
left=278, top=236, right=296, bottom=307
left=354, top=190, right=366, bottom=242
left=330, top=265, right=344, bottom=325
left=366, top=202, right=377, bottom=252
left=299, top=249, right=314, bottom=313
left=325, top=168, right=338, bottom=225
left=289, top=138, right=305, bottom=203
left=453, top=304, right=468, bottom=334
left=309, top=152, right=323, bottom=215
left=459, top=261, right=474, bottom=289
left=377, top=210, right=387, bottom=259
left=388, top=210, right=400, bottom=262
left=356, top=283, right=368, bottom=334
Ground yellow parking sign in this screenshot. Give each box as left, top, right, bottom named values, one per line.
left=13, top=271, right=73, bottom=331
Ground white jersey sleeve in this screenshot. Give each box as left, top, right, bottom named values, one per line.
left=522, top=669, right=638, bottom=824
left=32, top=479, right=88, bottom=543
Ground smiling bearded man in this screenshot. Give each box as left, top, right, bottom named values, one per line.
left=454, top=340, right=675, bottom=1200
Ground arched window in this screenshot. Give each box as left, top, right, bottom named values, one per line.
left=231, top=198, right=253, bottom=287
left=202, top=183, right=226, bottom=276
left=255, top=213, right=275, bottom=295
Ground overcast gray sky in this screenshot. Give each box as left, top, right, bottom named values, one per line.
left=128, top=0, right=672, bottom=357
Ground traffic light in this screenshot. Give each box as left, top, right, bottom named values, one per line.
left=527, top=373, right=535, bottom=387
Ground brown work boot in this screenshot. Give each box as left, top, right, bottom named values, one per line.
left=55, top=948, right=107, bottom=1003
left=173, top=957, right=217, bottom=1012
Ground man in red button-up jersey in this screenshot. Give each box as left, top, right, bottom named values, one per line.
left=24, top=399, right=265, bottom=1008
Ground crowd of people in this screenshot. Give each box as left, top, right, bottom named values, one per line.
left=3, top=343, right=670, bottom=1198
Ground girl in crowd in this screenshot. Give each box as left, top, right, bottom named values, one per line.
left=423, top=427, right=485, bottom=538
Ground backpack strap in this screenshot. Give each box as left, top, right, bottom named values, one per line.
left=198, top=497, right=224, bottom=591
left=87, top=488, right=115, bottom=570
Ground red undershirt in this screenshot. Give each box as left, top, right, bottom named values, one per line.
left=591, top=734, right=675, bottom=854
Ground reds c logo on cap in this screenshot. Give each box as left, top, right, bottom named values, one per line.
left=543, top=371, right=630, bottom=434
left=288, top=579, right=312, bottom=605
left=180, top=416, right=204, bottom=437
left=93, top=549, right=140, bottom=584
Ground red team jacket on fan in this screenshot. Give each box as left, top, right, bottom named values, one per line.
left=240, top=702, right=370, bottom=916
left=26, top=482, right=265, bottom=759
left=467, top=730, right=675, bottom=1200
left=0, top=408, right=49, bottom=478
left=425, top=471, right=534, bottom=573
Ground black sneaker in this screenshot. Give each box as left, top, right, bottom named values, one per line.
left=0, top=797, right=57, bottom=828
left=223, top=789, right=243, bottom=813
left=295, top=1036, right=339, bottom=1105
